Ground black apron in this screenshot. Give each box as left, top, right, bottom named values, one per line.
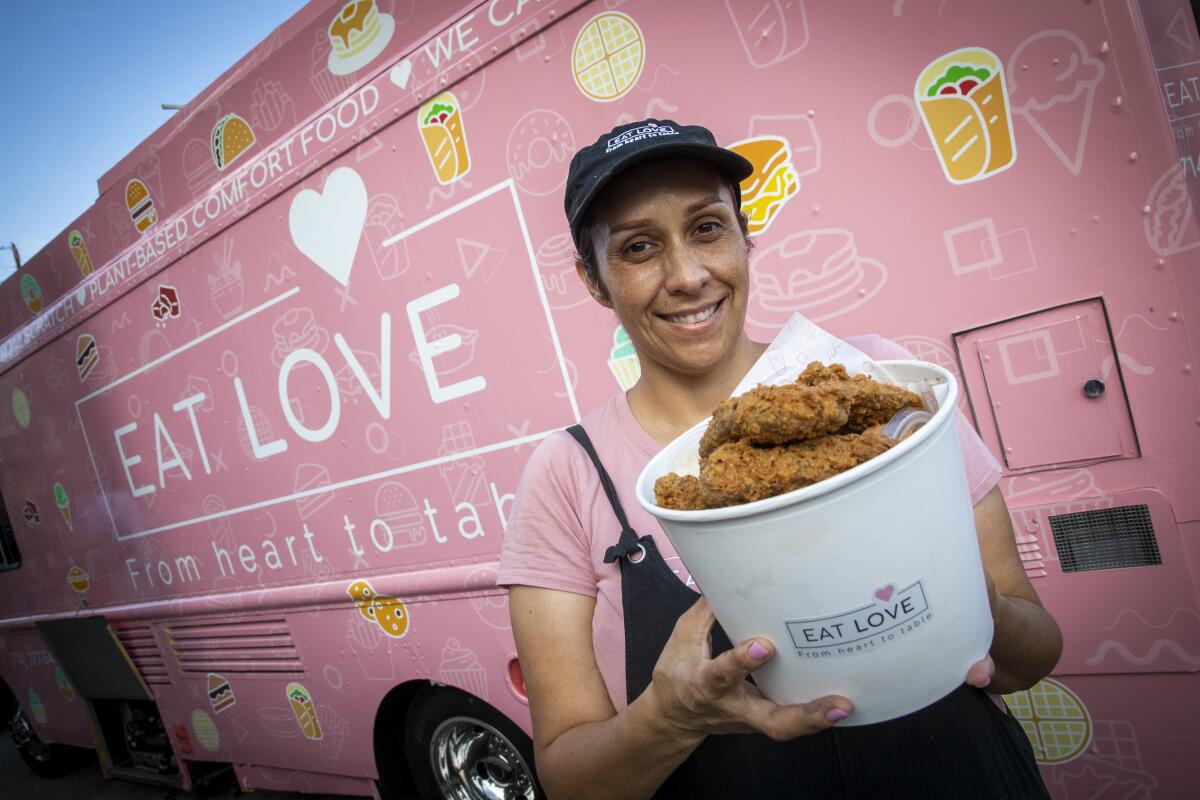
left=567, top=425, right=1049, bottom=800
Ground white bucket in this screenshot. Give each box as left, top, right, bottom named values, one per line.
left=635, top=361, right=992, bottom=726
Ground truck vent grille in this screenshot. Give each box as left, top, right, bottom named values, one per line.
left=1050, top=504, right=1161, bottom=573
left=112, top=623, right=172, bottom=685
left=166, top=617, right=303, bottom=675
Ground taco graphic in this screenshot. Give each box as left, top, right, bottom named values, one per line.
left=418, top=92, right=470, bottom=185
left=915, top=47, right=1016, bottom=184
left=211, top=113, right=256, bottom=171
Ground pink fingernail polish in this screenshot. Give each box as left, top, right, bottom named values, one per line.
left=748, top=642, right=769, bottom=661
left=825, top=709, right=849, bottom=723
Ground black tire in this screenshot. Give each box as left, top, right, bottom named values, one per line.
left=404, top=685, right=542, bottom=800
left=11, top=708, right=93, bottom=779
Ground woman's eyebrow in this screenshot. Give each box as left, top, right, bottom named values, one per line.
left=685, top=195, right=726, bottom=214
left=608, top=218, right=653, bottom=235
left=608, top=196, right=728, bottom=235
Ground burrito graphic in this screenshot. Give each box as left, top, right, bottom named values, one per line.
left=608, top=326, right=641, bottom=390
left=915, top=48, right=1016, bottom=184
left=418, top=92, right=470, bottom=185
left=68, top=230, right=94, bottom=277
left=286, top=682, right=322, bottom=740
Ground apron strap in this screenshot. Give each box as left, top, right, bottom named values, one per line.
left=565, top=425, right=647, bottom=564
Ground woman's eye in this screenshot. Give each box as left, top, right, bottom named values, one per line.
left=625, top=241, right=651, bottom=255
left=696, top=221, right=722, bottom=236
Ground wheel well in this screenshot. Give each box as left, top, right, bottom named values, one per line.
left=372, top=679, right=431, bottom=799
left=0, top=676, right=14, bottom=725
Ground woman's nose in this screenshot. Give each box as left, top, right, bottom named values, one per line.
left=662, top=242, right=710, bottom=293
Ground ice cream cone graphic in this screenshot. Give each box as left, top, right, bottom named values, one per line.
left=68, top=230, right=94, bottom=277
left=419, top=92, right=470, bottom=185
left=607, top=326, right=641, bottom=390
left=53, top=483, right=71, bottom=530
left=915, top=47, right=1016, bottom=184
left=1007, top=31, right=1104, bottom=177
left=286, top=683, right=322, bottom=740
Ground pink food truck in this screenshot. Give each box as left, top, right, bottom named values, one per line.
left=2, top=0, right=1198, bottom=797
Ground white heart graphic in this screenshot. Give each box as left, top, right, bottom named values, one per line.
left=390, top=60, right=413, bottom=89
left=74, top=286, right=87, bottom=307
left=288, top=167, right=367, bottom=286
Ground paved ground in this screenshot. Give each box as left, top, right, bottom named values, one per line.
left=0, top=736, right=364, bottom=800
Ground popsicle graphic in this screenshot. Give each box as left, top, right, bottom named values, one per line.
left=607, top=326, right=641, bottom=390
left=914, top=47, right=1016, bottom=184
left=418, top=92, right=470, bottom=184
left=286, top=682, right=322, bottom=740
left=53, top=483, right=71, bottom=530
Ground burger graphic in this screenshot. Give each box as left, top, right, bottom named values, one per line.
left=211, top=113, right=257, bottom=171
left=726, top=136, right=800, bottom=236
left=126, top=178, right=158, bottom=233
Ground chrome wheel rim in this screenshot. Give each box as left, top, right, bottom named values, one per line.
left=430, top=716, right=536, bottom=800
left=11, top=710, right=50, bottom=762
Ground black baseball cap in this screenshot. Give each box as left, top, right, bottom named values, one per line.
left=564, top=119, right=754, bottom=249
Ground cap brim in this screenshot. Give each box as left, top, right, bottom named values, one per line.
left=570, top=142, right=754, bottom=243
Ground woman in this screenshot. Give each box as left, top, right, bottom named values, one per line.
left=498, top=120, right=1063, bottom=799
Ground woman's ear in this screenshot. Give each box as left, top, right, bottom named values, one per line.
left=575, top=258, right=613, bottom=308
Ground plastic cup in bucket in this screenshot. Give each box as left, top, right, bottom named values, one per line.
left=635, top=360, right=992, bottom=726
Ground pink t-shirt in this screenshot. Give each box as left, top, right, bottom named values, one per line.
left=497, top=335, right=1003, bottom=709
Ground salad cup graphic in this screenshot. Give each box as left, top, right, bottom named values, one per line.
left=419, top=92, right=470, bottom=185
left=915, top=47, right=1016, bottom=184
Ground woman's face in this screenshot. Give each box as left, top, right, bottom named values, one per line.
left=581, top=159, right=750, bottom=379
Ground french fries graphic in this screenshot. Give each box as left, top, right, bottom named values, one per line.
left=915, top=47, right=1016, bottom=184
left=418, top=92, right=470, bottom=185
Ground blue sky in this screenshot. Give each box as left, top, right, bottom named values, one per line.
left=0, top=1, right=308, bottom=280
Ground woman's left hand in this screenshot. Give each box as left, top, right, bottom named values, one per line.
left=965, top=570, right=1000, bottom=689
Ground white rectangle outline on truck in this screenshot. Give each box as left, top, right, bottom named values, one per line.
left=76, top=179, right=578, bottom=542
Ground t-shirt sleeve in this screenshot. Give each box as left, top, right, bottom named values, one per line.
left=848, top=333, right=1003, bottom=505
left=497, top=432, right=599, bottom=597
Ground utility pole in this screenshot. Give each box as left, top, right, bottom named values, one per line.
left=1, top=243, right=19, bottom=268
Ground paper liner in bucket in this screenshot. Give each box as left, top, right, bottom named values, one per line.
left=636, top=360, right=992, bottom=725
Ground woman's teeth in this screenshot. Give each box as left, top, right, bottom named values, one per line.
left=667, top=304, right=717, bottom=324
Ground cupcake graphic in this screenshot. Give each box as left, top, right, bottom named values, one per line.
left=438, top=638, right=488, bottom=698
left=607, top=326, right=641, bottom=390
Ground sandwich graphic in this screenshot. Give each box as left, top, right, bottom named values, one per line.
left=76, top=334, right=98, bottom=380
left=572, top=11, right=645, bottom=102
left=915, top=47, right=1016, bottom=185
left=126, top=178, right=158, bottom=233
left=68, top=230, right=94, bottom=277
left=419, top=92, right=471, bottom=185
left=211, top=113, right=256, bottom=171
left=726, top=136, right=800, bottom=236
left=207, top=673, right=236, bottom=713
left=326, top=0, right=395, bottom=76
left=22, top=500, right=39, bottom=526
left=286, top=683, right=323, bottom=740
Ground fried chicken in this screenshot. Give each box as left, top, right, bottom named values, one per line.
left=654, top=361, right=928, bottom=510
left=699, top=428, right=897, bottom=505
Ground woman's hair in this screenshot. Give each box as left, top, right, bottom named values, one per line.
left=574, top=181, right=754, bottom=300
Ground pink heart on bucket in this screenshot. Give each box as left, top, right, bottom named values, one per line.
left=874, top=584, right=895, bottom=602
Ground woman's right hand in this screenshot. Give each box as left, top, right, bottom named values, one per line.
left=647, top=597, right=853, bottom=742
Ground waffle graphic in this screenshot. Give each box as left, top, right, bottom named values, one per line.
left=1003, top=677, right=1093, bottom=764
left=572, top=12, right=645, bottom=101
left=914, top=47, right=1016, bottom=184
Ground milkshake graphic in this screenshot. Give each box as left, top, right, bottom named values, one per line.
left=68, top=230, right=94, bottom=277
left=53, top=483, right=71, bottom=530
left=286, top=683, right=323, bottom=740
left=418, top=92, right=470, bottom=184
left=607, top=326, right=641, bottom=390
left=28, top=689, right=47, bottom=725
left=915, top=47, right=1016, bottom=184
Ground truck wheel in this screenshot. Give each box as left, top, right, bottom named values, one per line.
left=404, top=686, right=541, bottom=800
left=10, top=708, right=91, bottom=778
